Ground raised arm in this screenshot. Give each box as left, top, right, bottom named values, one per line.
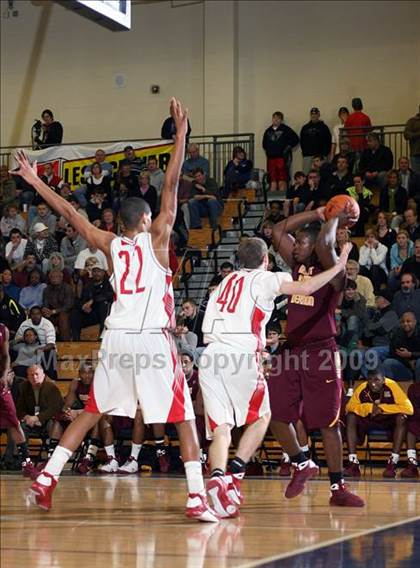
left=280, top=243, right=352, bottom=296
left=10, top=152, right=115, bottom=258
left=272, top=207, right=325, bottom=267
left=151, top=98, right=188, bottom=267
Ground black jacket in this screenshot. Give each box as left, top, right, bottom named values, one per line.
left=389, top=325, right=420, bottom=368
left=379, top=185, right=408, bottom=215
left=36, top=121, right=63, bottom=148
left=300, top=121, right=331, bottom=157
left=262, top=124, right=299, bottom=158
left=359, top=145, right=394, bottom=174
left=328, top=172, right=354, bottom=196
left=161, top=117, right=191, bottom=142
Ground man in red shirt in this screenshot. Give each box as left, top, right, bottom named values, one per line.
left=344, top=98, right=372, bottom=153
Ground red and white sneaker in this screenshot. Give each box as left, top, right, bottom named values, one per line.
left=285, top=460, right=319, bottom=499
left=343, top=461, right=361, bottom=478
left=207, top=477, right=239, bottom=518
left=400, top=459, right=419, bottom=479
left=225, top=473, right=244, bottom=506
left=329, top=482, right=365, bottom=507
left=77, top=456, right=94, bottom=475
left=382, top=458, right=397, bottom=479
left=185, top=492, right=220, bottom=523
left=22, top=459, right=39, bottom=481
left=27, top=472, right=58, bottom=511
left=118, top=457, right=139, bottom=474
left=157, top=450, right=171, bottom=473
left=97, top=457, right=119, bottom=474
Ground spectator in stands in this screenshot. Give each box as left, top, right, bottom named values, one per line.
left=34, top=109, right=63, bottom=148
left=343, top=97, right=372, bottom=153
left=346, top=173, right=373, bottom=236
left=40, top=163, right=64, bottom=192
left=147, top=157, right=165, bottom=197
left=24, top=223, right=58, bottom=272
left=183, top=144, right=210, bottom=177
left=339, top=279, right=368, bottom=341
left=20, top=268, right=47, bottom=310
left=383, top=312, right=420, bottom=381
left=389, top=230, right=414, bottom=289
left=0, top=203, right=26, bottom=239
left=359, top=229, right=388, bottom=293
left=346, top=260, right=376, bottom=308
left=134, top=171, right=158, bottom=216
left=182, top=298, right=205, bottom=347
left=376, top=211, right=396, bottom=250
left=99, top=208, right=119, bottom=234
left=16, top=365, right=64, bottom=450
left=5, top=229, right=27, bottom=268
left=46, top=252, right=71, bottom=284
left=60, top=225, right=87, bottom=271
left=257, top=220, right=273, bottom=248
left=223, top=146, right=253, bottom=195
left=74, top=245, right=108, bottom=274
left=300, top=107, right=332, bottom=174
left=262, top=112, right=299, bottom=191
left=391, top=273, right=420, bottom=321
left=29, top=203, right=57, bottom=238
left=230, top=233, right=251, bottom=270
left=86, top=188, right=108, bottom=226
left=1, top=268, right=21, bottom=302
left=13, top=254, right=38, bottom=288
left=344, top=366, right=413, bottom=478
left=303, top=169, right=331, bottom=208
left=359, top=133, right=394, bottom=189
left=121, top=146, right=146, bottom=177
left=0, top=284, right=25, bottom=337
left=188, top=168, right=223, bottom=230
left=401, top=207, right=420, bottom=242
left=161, top=114, right=191, bottom=142
left=0, top=165, right=17, bottom=210
left=85, top=162, right=112, bottom=204
left=173, top=314, right=198, bottom=354
left=379, top=170, right=408, bottom=228
left=401, top=238, right=420, bottom=280
left=284, top=171, right=306, bottom=216
left=258, top=201, right=283, bottom=231
left=219, top=262, right=234, bottom=279
left=70, top=266, right=113, bottom=340
left=11, top=328, right=42, bottom=379
left=401, top=381, right=420, bottom=478
left=57, top=183, right=72, bottom=201
left=42, top=269, right=74, bottom=341
left=67, top=194, right=88, bottom=219
left=330, top=106, right=350, bottom=159
left=332, top=137, right=356, bottom=173
left=113, top=162, right=138, bottom=209
left=336, top=228, right=359, bottom=262
left=328, top=156, right=353, bottom=196
left=404, top=105, right=420, bottom=175
left=177, top=171, right=193, bottom=229
left=363, top=290, right=399, bottom=365
left=398, top=156, right=420, bottom=205
left=84, top=149, right=113, bottom=177
left=265, top=327, right=282, bottom=356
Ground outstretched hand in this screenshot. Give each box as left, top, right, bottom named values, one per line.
left=170, top=97, right=189, bottom=138
left=9, top=150, right=38, bottom=184
left=338, top=242, right=352, bottom=265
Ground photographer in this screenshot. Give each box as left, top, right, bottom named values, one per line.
left=32, top=109, right=63, bottom=149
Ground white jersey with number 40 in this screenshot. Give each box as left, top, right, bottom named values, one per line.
left=203, top=269, right=292, bottom=352
left=105, top=233, right=175, bottom=331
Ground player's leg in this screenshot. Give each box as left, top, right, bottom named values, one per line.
left=153, top=423, right=171, bottom=473
left=401, top=431, right=419, bottom=478
left=98, top=415, right=119, bottom=473
left=383, top=415, right=407, bottom=478
left=343, top=412, right=362, bottom=477
left=119, top=409, right=145, bottom=473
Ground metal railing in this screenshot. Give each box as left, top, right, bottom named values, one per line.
left=340, top=124, right=408, bottom=165
left=0, top=133, right=255, bottom=187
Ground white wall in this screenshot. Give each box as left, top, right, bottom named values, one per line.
left=1, top=0, right=419, bottom=169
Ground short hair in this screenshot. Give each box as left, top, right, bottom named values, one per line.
left=124, top=145, right=133, bottom=151
left=79, top=360, right=93, bottom=372
left=267, top=326, right=280, bottom=334
left=367, top=132, right=380, bottom=143
left=119, top=197, right=151, bottom=230
left=238, top=237, right=268, bottom=269
left=297, top=222, right=321, bottom=244
left=346, top=259, right=360, bottom=271
left=182, top=297, right=197, bottom=307
left=192, top=168, right=204, bottom=176
left=294, top=171, right=305, bottom=180
left=10, top=228, right=22, bottom=237
left=176, top=314, right=186, bottom=326
left=345, top=279, right=357, bottom=290
left=308, top=169, right=320, bottom=176
left=351, top=98, right=363, bottom=111
left=42, top=109, right=54, bottom=119
left=29, top=305, right=42, bottom=314
left=220, top=262, right=234, bottom=271
left=272, top=111, right=284, bottom=120
left=367, top=365, right=384, bottom=378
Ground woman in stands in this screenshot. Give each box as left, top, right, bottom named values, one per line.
left=358, top=229, right=388, bottom=294
left=335, top=227, right=359, bottom=262
left=85, top=162, right=112, bottom=204
left=46, top=252, right=72, bottom=284
left=376, top=210, right=397, bottom=251
left=388, top=229, right=414, bottom=289
left=11, top=328, right=42, bottom=379
left=99, top=208, right=119, bottom=234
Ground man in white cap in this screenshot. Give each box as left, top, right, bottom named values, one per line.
left=23, top=223, right=58, bottom=273
left=29, top=202, right=57, bottom=237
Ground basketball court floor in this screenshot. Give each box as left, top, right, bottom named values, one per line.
left=1, top=474, right=419, bottom=567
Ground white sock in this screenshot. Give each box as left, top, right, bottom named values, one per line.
left=407, top=449, right=417, bottom=462
left=184, top=461, right=205, bottom=495
left=348, top=453, right=359, bottom=464
left=391, top=452, right=399, bottom=464
left=131, top=443, right=142, bottom=460
left=300, top=445, right=309, bottom=453
left=86, top=444, right=98, bottom=457
left=38, top=446, right=73, bottom=485
left=104, top=445, right=116, bottom=459
left=282, top=452, right=290, bottom=463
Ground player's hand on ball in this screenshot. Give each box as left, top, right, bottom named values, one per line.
left=10, top=150, right=38, bottom=184
left=316, top=206, right=326, bottom=222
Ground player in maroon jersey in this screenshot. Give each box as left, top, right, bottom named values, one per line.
left=0, top=323, right=37, bottom=477
left=268, top=207, right=365, bottom=507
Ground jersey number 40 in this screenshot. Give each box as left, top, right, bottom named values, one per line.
left=216, top=275, right=244, bottom=313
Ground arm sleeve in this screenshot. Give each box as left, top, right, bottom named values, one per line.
left=358, top=246, right=369, bottom=267
left=38, top=384, right=64, bottom=424
left=380, top=381, right=414, bottom=415
left=371, top=244, right=387, bottom=265
left=390, top=246, right=399, bottom=269
left=346, top=383, right=373, bottom=417
left=44, top=320, right=56, bottom=345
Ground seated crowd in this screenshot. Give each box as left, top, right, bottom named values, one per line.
left=1, top=105, right=420, bottom=480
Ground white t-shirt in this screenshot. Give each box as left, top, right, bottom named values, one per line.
left=203, top=269, right=292, bottom=352
left=5, top=239, right=28, bottom=265
left=74, top=248, right=109, bottom=270
left=332, top=123, right=344, bottom=154
left=16, top=317, right=56, bottom=346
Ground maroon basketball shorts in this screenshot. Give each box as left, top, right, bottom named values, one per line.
left=268, top=338, right=342, bottom=430
left=267, top=157, right=287, bottom=182
left=0, top=386, right=20, bottom=429
left=353, top=414, right=398, bottom=445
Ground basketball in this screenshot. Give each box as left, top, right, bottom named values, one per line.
left=324, top=195, right=360, bottom=227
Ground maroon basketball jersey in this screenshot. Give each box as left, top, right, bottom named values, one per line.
left=0, top=323, right=6, bottom=349
left=286, top=262, right=342, bottom=346
left=75, top=379, right=91, bottom=406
